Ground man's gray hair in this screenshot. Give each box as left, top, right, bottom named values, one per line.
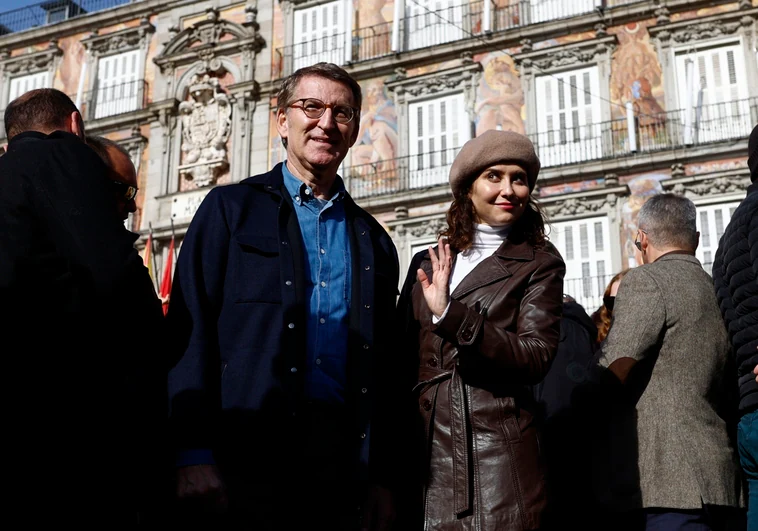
left=637, top=193, right=698, bottom=250
left=86, top=135, right=131, bottom=168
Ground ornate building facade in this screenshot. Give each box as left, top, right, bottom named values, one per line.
left=1, top=0, right=756, bottom=311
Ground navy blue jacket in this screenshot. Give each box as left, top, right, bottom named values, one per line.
left=167, top=163, right=400, bottom=486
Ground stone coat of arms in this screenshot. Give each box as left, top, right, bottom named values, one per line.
left=178, top=74, right=232, bottom=187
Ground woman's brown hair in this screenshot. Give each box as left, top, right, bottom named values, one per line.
left=592, top=270, right=629, bottom=344
left=440, top=172, right=548, bottom=252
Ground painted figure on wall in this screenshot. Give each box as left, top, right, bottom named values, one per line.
left=475, top=54, right=524, bottom=135
left=610, top=22, right=664, bottom=119
left=352, top=81, right=398, bottom=167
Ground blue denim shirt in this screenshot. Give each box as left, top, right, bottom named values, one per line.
left=283, top=162, right=351, bottom=404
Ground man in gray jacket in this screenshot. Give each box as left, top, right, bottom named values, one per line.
left=598, top=193, right=742, bottom=530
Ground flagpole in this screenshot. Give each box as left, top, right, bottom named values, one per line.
left=170, top=218, right=178, bottom=262
left=149, top=222, right=158, bottom=292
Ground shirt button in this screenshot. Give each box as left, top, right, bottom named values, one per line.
left=364, top=265, right=371, bottom=270
left=361, top=387, right=368, bottom=394
left=320, top=318, right=325, bottom=324
left=285, top=280, right=292, bottom=286
left=321, top=281, right=327, bottom=287
left=359, top=433, right=366, bottom=439
left=320, top=248, right=325, bottom=254
left=364, top=304, right=371, bottom=309
left=290, top=367, right=297, bottom=373
left=315, top=358, right=321, bottom=365
left=363, top=344, right=369, bottom=350
left=304, top=188, right=311, bottom=195
left=295, top=196, right=301, bottom=203
left=288, top=323, right=295, bottom=329
left=423, top=399, right=432, bottom=411
left=281, top=241, right=288, bottom=246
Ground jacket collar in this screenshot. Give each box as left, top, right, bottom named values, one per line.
left=747, top=181, right=758, bottom=197
left=653, top=251, right=700, bottom=266
left=7, top=130, right=79, bottom=151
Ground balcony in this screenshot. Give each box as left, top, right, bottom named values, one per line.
left=78, top=78, right=148, bottom=121
left=346, top=97, right=756, bottom=200
left=0, top=0, right=132, bottom=35
left=346, top=145, right=461, bottom=199
left=535, top=97, right=757, bottom=167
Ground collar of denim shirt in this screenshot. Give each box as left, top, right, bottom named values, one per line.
left=282, top=161, right=347, bottom=206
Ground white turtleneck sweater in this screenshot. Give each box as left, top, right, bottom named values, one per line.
left=433, top=223, right=511, bottom=322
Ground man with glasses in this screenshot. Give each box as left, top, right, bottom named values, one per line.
left=168, top=63, right=401, bottom=529
left=0, top=89, right=165, bottom=525
left=86, top=135, right=139, bottom=222
left=595, top=194, right=742, bottom=530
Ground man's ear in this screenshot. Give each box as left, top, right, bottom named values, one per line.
left=694, top=231, right=700, bottom=252
left=275, top=108, right=288, bottom=147
left=348, top=112, right=360, bottom=147
left=69, top=111, right=85, bottom=139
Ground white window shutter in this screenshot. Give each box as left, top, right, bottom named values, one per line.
left=8, top=71, right=49, bottom=105
left=95, top=50, right=140, bottom=119
left=695, top=202, right=741, bottom=274
left=292, top=1, right=345, bottom=71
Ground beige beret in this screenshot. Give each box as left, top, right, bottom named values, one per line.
left=448, top=130, right=541, bottom=196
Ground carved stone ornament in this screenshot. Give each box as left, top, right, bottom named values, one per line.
left=649, top=9, right=756, bottom=46
left=395, top=217, right=447, bottom=239
left=1, top=40, right=61, bottom=75
left=82, top=19, right=154, bottom=56
left=668, top=174, right=751, bottom=198
left=178, top=75, right=232, bottom=187
left=514, top=35, right=618, bottom=73
left=545, top=193, right=619, bottom=219
left=387, top=62, right=483, bottom=103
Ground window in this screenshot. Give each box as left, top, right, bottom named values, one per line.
left=527, top=0, right=601, bottom=24
left=293, top=1, right=345, bottom=72
left=696, top=201, right=740, bottom=275
left=550, top=216, right=612, bottom=312
left=675, top=42, right=751, bottom=144
left=408, top=93, right=469, bottom=189
left=405, top=0, right=464, bottom=51
left=535, top=66, right=602, bottom=167
left=8, top=72, right=48, bottom=105
left=95, top=50, right=140, bottom=119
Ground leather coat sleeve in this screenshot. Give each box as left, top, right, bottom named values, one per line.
left=433, top=252, right=565, bottom=384
left=167, top=188, right=230, bottom=450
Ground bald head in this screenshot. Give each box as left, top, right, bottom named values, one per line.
left=87, top=135, right=138, bottom=221
left=4, top=88, right=84, bottom=140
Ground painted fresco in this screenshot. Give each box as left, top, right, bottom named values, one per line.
left=686, top=157, right=748, bottom=176
left=670, top=2, right=738, bottom=23
left=474, top=51, right=524, bottom=135
left=352, top=78, right=398, bottom=167
left=53, top=33, right=88, bottom=96
left=271, top=1, right=284, bottom=79
left=620, top=172, right=668, bottom=267
left=537, top=178, right=604, bottom=198
left=609, top=20, right=664, bottom=119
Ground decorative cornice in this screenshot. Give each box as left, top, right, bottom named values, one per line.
left=81, top=18, right=154, bottom=56
left=154, top=6, right=264, bottom=71
left=0, top=40, right=61, bottom=75
left=649, top=7, right=757, bottom=45
left=539, top=185, right=627, bottom=219
left=513, top=35, right=618, bottom=72
left=664, top=171, right=750, bottom=199
left=392, top=216, right=447, bottom=239
left=385, top=61, right=483, bottom=98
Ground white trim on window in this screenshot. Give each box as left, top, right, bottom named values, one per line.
left=408, top=92, right=470, bottom=189
left=550, top=215, right=612, bottom=311
left=95, top=50, right=140, bottom=119
left=696, top=201, right=740, bottom=275
left=405, top=0, right=464, bottom=51
left=535, top=65, right=602, bottom=167
left=293, top=0, right=346, bottom=71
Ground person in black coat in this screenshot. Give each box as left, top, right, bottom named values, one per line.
left=534, top=295, right=599, bottom=529
left=0, top=89, right=165, bottom=526
left=713, top=123, right=758, bottom=529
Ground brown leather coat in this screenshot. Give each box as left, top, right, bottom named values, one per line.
left=397, top=236, right=565, bottom=530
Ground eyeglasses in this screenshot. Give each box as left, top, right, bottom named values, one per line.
left=634, top=229, right=647, bottom=252
left=288, top=98, right=358, bottom=124
left=113, top=180, right=138, bottom=202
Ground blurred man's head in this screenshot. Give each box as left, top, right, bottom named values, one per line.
left=635, top=194, right=699, bottom=264
left=4, top=88, right=84, bottom=140
left=87, top=136, right=138, bottom=221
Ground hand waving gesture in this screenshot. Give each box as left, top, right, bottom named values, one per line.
left=417, top=237, right=452, bottom=318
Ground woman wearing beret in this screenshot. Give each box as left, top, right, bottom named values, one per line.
left=397, top=130, right=565, bottom=530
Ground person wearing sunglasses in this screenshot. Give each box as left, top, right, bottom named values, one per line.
left=595, top=193, right=742, bottom=529
left=87, top=135, right=139, bottom=222
left=167, top=63, right=400, bottom=530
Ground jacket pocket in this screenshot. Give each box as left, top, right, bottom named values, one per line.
left=232, top=235, right=282, bottom=303
left=498, top=396, right=522, bottom=443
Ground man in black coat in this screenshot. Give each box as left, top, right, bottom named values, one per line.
left=713, top=123, right=758, bottom=529
left=0, top=89, right=165, bottom=526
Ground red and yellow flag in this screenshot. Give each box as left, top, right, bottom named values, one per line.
left=159, top=236, right=175, bottom=315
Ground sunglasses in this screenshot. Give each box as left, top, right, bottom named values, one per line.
left=113, top=180, right=138, bottom=202
left=634, top=229, right=647, bottom=252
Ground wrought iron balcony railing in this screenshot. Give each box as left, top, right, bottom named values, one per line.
left=78, top=78, right=148, bottom=121
left=0, top=0, right=133, bottom=35
left=345, top=97, right=757, bottom=200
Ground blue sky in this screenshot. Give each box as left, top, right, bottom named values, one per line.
left=1, top=0, right=44, bottom=11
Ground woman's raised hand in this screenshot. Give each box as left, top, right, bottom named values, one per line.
left=417, top=237, right=452, bottom=318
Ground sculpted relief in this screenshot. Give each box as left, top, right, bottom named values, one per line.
left=178, top=74, right=232, bottom=188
